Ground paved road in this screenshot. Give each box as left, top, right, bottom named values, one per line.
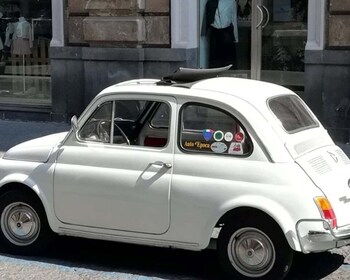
left=0, top=236, right=349, bottom=279
left=1, top=120, right=350, bottom=279
left=0, top=120, right=70, bottom=153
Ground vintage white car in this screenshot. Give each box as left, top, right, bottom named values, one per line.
left=0, top=66, right=350, bottom=279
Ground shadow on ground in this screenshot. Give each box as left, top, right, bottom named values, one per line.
left=287, top=251, right=344, bottom=279
left=0, top=235, right=345, bottom=280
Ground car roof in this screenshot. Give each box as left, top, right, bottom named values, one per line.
left=192, top=77, right=293, bottom=103
left=101, top=76, right=294, bottom=104
left=100, top=66, right=295, bottom=104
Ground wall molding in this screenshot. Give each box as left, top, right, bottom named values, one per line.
left=171, top=0, right=198, bottom=49
left=306, top=0, right=326, bottom=50
left=51, top=0, right=65, bottom=47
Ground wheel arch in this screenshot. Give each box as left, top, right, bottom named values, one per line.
left=216, top=206, right=294, bottom=279
left=213, top=204, right=300, bottom=252
left=0, top=181, right=54, bottom=232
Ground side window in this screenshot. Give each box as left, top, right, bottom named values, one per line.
left=78, top=99, right=171, bottom=148
left=180, top=104, right=252, bottom=155
left=114, top=100, right=147, bottom=121
left=112, top=100, right=147, bottom=145
left=79, top=102, right=112, bottom=143
left=113, top=100, right=170, bottom=147
left=150, top=103, right=170, bottom=128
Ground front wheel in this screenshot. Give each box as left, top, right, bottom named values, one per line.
left=0, top=190, right=51, bottom=255
left=217, top=217, right=293, bottom=280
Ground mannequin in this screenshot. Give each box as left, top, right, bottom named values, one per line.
left=11, top=16, right=32, bottom=55
left=11, top=16, right=33, bottom=94
left=5, top=22, right=14, bottom=48
left=204, top=0, right=239, bottom=69
left=0, top=12, right=3, bottom=53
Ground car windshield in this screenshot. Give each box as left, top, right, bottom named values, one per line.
left=268, top=95, right=318, bottom=133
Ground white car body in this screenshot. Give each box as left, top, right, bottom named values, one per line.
left=1, top=70, right=350, bottom=279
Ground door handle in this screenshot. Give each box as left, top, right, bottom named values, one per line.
left=261, top=5, right=270, bottom=29
left=256, top=5, right=264, bottom=29
left=151, top=161, right=172, bottom=169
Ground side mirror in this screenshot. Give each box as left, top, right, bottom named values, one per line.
left=71, top=115, right=78, bottom=132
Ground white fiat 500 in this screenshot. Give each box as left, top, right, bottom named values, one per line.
left=0, top=66, right=350, bottom=279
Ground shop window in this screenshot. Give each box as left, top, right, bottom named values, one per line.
left=0, top=1, right=52, bottom=106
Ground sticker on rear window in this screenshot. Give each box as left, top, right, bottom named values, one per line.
left=203, top=129, right=214, bottom=141
left=183, top=141, right=211, bottom=151
left=211, top=142, right=228, bottom=153
left=213, top=131, right=224, bottom=141
left=224, top=132, right=234, bottom=142
left=228, top=143, right=243, bottom=155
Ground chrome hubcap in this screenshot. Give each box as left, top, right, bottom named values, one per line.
left=1, top=202, right=40, bottom=246
left=228, top=227, right=275, bottom=278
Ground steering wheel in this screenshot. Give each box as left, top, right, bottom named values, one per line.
left=114, top=123, right=130, bottom=145
left=96, top=120, right=111, bottom=143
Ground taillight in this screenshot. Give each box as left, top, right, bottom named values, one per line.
left=314, top=197, right=337, bottom=229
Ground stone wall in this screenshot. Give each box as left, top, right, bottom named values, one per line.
left=48, top=0, right=195, bottom=121
left=305, top=0, right=350, bottom=143
left=67, top=0, right=170, bottom=47
left=50, top=47, right=197, bottom=121
left=328, top=0, right=350, bottom=47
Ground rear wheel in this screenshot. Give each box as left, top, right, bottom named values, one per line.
left=217, top=217, right=293, bottom=279
left=0, top=190, right=51, bottom=255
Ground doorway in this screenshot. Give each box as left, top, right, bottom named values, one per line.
left=199, top=0, right=308, bottom=92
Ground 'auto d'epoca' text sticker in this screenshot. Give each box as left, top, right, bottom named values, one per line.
left=183, top=141, right=211, bottom=151
left=211, top=142, right=228, bottom=153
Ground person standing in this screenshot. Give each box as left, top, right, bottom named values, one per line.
left=204, top=0, right=239, bottom=69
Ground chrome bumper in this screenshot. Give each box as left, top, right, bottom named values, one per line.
left=296, top=219, right=350, bottom=253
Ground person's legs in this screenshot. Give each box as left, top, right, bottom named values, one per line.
left=209, top=26, right=237, bottom=69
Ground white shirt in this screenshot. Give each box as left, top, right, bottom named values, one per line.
left=211, top=0, right=239, bottom=42
left=13, top=17, right=33, bottom=48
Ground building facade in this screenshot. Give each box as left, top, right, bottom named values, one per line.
left=0, top=0, right=349, bottom=142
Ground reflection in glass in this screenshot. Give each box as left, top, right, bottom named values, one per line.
left=0, top=0, right=52, bottom=105
left=261, top=0, right=308, bottom=93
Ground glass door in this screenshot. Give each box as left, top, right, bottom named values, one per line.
left=199, top=0, right=253, bottom=79
left=255, top=0, right=308, bottom=93
left=199, top=0, right=308, bottom=92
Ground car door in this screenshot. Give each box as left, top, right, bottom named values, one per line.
left=53, top=95, right=176, bottom=234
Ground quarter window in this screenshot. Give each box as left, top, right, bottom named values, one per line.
left=180, top=104, right=252, bottom=155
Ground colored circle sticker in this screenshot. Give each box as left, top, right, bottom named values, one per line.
left=234, top=132, right=244, bottom=142
left=224, top=132, right=234, bottom=142
left=213, top=130, right=224, bottom=141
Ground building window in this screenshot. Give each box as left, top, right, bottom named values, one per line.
left=0, top=0, right=52, bottom=106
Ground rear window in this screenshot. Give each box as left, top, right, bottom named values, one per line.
left=269, top=95, right=318, bottom=133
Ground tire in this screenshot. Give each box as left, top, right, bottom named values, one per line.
left=0, top=190, right=52, bottom=255
left=217, top=216, right=293, bottom=280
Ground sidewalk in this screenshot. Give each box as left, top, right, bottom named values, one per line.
left=0, top=120, right=70, bottom=153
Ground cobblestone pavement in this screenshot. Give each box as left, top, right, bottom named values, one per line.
left=0, top=236, right=349, bottom=279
